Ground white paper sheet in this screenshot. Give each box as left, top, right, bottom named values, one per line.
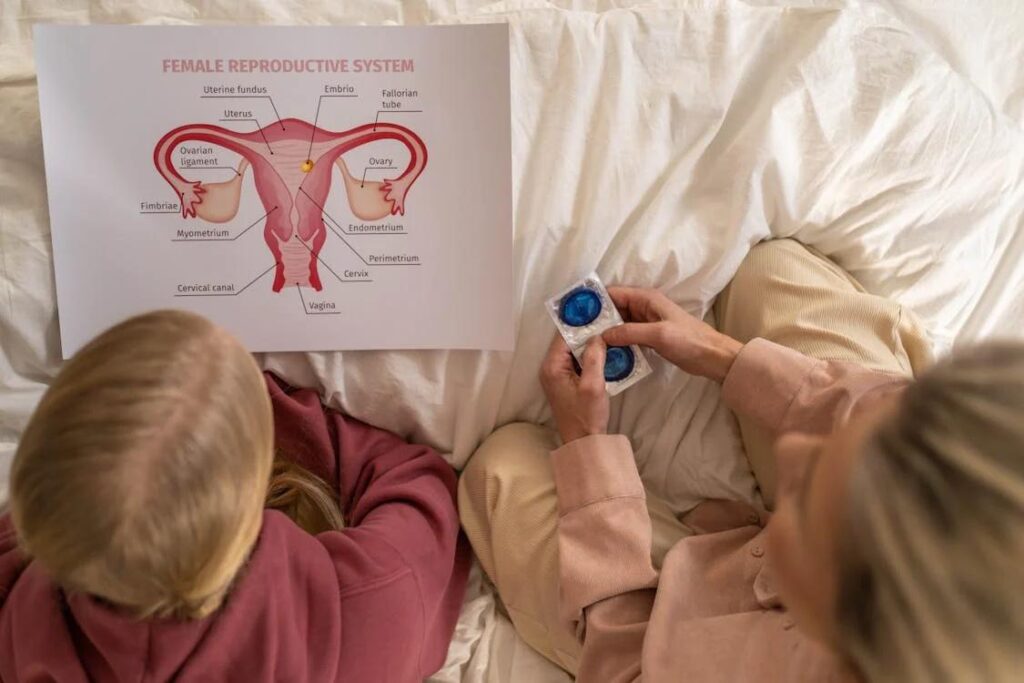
left=34, top=24, right=513, bottom=356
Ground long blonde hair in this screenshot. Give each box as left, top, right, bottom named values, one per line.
left=10, top=310, right=341, bottom=620
left=266, top=459, right=345, bottom=535
left=835, top=341, right=1024, bottom=681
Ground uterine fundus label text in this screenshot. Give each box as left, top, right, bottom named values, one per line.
left=36, top=23, right=513, bottom=355
left=203, top=84, right=268, bottom=95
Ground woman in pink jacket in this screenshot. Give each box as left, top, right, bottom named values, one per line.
left=1, top=310, right=470, bottom=681
left=461, top=239, right=1024, bottom=682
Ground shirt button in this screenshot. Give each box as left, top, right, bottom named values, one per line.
left=746, top=513, right=760, bottom=525
left=751, top=545, right=765, bottom=558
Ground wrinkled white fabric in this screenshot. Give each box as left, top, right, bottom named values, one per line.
left=1, top=2, right=1023, bottom=682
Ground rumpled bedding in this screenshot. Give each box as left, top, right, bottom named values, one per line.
left=2, top=2, right=1022, bottom=681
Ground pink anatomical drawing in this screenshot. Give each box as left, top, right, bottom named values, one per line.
left=153, top=118, right=426, bottom=292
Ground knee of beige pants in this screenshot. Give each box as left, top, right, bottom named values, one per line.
left=714, top=239, right=933, bottom=508
left=459, top=422, right=689, bottom=675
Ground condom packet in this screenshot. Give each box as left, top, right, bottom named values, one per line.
left=545, top=272, right=652, bottom=396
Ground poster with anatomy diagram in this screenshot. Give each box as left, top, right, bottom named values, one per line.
left=35, top=24, right=512, bottom=356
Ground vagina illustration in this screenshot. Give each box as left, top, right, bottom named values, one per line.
left=153, top=119, right=427, bottom=292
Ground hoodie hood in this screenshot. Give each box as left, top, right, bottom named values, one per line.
left=0, top=512, right=342, bottom=682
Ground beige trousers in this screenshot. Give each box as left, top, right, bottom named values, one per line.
left=713, top=239, right=932, bottom=506
left=458, top=239, right=932, bottom=674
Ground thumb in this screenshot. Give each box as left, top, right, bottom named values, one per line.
left=581, top=337, right=607, bottom=379
left=603, top=322, right=663, bottom=349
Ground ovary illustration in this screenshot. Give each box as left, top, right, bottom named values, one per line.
left=193, top=158, right=250, bottom=223
left=336, top=157, right=393, bottom=221
left=153, top=118, right=427, bottom=292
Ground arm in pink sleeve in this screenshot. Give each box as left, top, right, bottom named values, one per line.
left=263, top=372, right=470, bottom=677
left=551, top=434, right=658, bottom=682
left=721, top=338, right=909, bottom=435
left=321, top=416, right=471, bottom=676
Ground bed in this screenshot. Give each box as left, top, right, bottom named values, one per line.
left=2, top=1, right=1022, bottom=681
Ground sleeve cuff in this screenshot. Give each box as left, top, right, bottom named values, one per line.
left=550, top=434, right=644, bottom=515
left=721, top=338, right=819, bottom=431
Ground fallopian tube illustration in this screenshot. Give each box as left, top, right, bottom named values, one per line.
left=153, top=118, right=427, bottom=291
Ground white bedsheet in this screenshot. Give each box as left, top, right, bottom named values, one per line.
left=2, top=2, right=1022, bottom=682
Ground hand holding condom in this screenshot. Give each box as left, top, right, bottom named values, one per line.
left=539, top=334, right=611, bottom=443
left=545, top=273, right=652, bottom=395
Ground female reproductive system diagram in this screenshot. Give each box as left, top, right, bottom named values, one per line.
left=152, top=116, right=426, bottom=301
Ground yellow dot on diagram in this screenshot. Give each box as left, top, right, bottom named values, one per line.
left=301, top=159, right=314, bottom=173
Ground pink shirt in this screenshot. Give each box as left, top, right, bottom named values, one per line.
left=552, top=339, right=908, bottom=682
left=0, top=373, right=470, bottom=682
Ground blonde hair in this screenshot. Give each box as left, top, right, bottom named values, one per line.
left=836, top=341, right=1024, bottom=681
left=265, top=459, right=345, bottom=535
left=11, top=310, right=276, bottom=619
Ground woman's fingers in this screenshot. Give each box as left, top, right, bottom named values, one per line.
left=541, top=334, right=576, bottom=384
left=607, top=286, right=656, bottom=322
left=602, top=321, right=666, bottom=350
left=607, top=286, right=673, bottom=323
left=580, top=337, right=607, bottom=393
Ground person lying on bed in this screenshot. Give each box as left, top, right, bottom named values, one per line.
left=0, top=310, right=470, bottom=682
left=460, top=239, right=1024, bottom=682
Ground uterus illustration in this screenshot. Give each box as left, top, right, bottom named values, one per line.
left=153, top=118, right=426, bottom=292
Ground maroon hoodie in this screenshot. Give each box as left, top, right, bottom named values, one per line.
left=0, top=372, right=471, bottom=682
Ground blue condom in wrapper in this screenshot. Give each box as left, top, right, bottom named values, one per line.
left=603, top=346, right=636, bottom=382
left=559, top=287, right=603, bottom=327
left=546, top=272, right=651, bottom=396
